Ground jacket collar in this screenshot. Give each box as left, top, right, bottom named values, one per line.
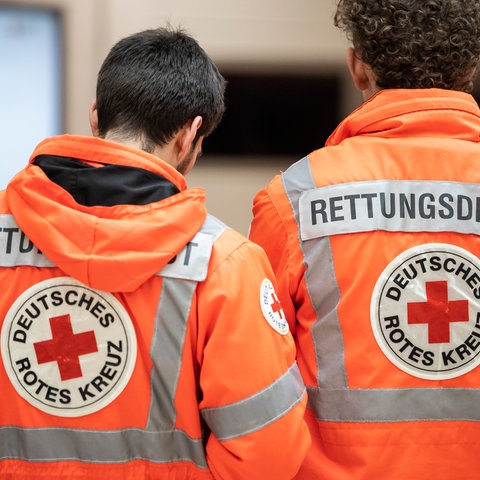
left=326, top=89, right=480, bottom=146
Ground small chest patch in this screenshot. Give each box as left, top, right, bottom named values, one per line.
left=371, top=243, right=480, bottom=380
left=260, top=278, right=289, bottom=335
left=1, top=277, right=137, bottom=416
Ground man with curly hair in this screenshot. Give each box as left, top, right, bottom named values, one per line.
left=249, top=1, right=480, bottom=478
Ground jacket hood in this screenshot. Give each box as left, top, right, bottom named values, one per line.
left=6, top=135, right=207, bottom=292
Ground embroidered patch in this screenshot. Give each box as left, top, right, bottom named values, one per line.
left=1, top=277, right=137, bottom=416
left=260, top=278, right=289, bottom=335
left=371, top=244, right=480, bottom=380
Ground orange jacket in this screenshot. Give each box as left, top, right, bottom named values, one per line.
left=249, top=89, right=480, bottom=479
left=0, top=135, right=310, bottom=479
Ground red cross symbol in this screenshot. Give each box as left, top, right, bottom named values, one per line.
left=270, top=292, right=284, bottom=319
left=34, top=314, right=98, bottom=381
left=407, top=280, right=469, bottom=344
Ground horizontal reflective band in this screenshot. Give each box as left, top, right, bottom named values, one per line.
left=0, top=214, right=225, bottom=273
left=308, top=386, right=480, bottom=422
left=299, top=180, right=480, bottom=239
left=0, top=426, right=208, bottom=467
left=0, top=214, right=54, bottom=267
left=201, top=362, right=305, bottom=441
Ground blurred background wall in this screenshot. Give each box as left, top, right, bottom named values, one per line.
left=1, top=0, right=363, bottom=234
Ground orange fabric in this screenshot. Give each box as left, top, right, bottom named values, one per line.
left=0, top=135, right=310, bottom=479
left=249, top=89, right=480, bottom=479
left=7, top=135, right=205, bottom=292
left=0, top=460, right=214, bottom=480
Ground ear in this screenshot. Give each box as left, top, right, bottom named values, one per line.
left=177, top=116, right=203, bottom=161
left=89, top=99, right=99, bottom=137
left=346, top=47, right=371, bottom=91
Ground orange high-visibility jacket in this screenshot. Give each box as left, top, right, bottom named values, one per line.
left=0, top=135, right=310, bottom=480
left=249, top=89, right=480, bottom=479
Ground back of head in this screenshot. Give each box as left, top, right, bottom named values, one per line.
left=334, top=0, right=480, bottom=92
left=95, top=26, right=226, bottom=149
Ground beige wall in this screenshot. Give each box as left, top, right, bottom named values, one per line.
left=5, top=0, right=361, bottom=235
left=187, top=156, right=296, bottom=235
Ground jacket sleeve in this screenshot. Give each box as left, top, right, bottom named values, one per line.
left=196, top=230, right=310, bottom=479
left=249, top=179, right=300, bottom=333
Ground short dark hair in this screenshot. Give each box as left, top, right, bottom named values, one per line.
left=95, top=26, right=226, bottom=148
left=334, top=0, right=480, bottom=92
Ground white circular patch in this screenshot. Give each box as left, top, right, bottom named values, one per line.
left=260, top=278, right=289, bottom=335
left=1, top=277, right=137, bottom=417
left=371, top=244, right=480, bottom=380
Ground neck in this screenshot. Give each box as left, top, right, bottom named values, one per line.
left=103, top=132, right=176, bottom=167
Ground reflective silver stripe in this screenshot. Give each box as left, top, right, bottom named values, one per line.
left=147, top=276, right=197, bottom=430
left=200, top=214, right=228, bottom=238
left=283, top=158, right=480, bottom=422
left=0, top=426, right=207, bottom=464
left=299, top=180, right=480, bottom=239
left=0, top=214, right=223, bottom=273
left=159, top=232, right=213, bottom=281
left=1, top=404, right=208, bottom=463
left=145, top=215, right=224, bottom=455
left=283, top=158, right=347, bottom=390
left=307, top=386, right=480, bottom=422
left=201, top=362, right=306, bottom=441
left=0, top=214, right=54, bottom=267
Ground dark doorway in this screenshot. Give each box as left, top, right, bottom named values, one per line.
left=204, top=73, right=341, bottom=158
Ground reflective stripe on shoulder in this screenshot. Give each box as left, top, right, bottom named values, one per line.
left=283, top=158, right=347, bottom=391
left=0, top=213, right=226, bottom=279
left=199, top=214, right=229, bottom=239
left=158, top=215, right=227, bottom=282
left=201, top=362, right=305, bottom=441
left=0, top=214, right=54, bottom=267
left=159, top=232, right=213, bottom=281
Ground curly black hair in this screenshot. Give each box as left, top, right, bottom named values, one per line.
left=334, top=0, right=480, bottom=92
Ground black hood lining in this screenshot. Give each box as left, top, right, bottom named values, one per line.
left=33, top=155, right=180, bottom=207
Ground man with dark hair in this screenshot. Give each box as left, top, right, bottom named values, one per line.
left=0, top=27, right=310, bottom=479
left=249, top=1, right=480, bottom=478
